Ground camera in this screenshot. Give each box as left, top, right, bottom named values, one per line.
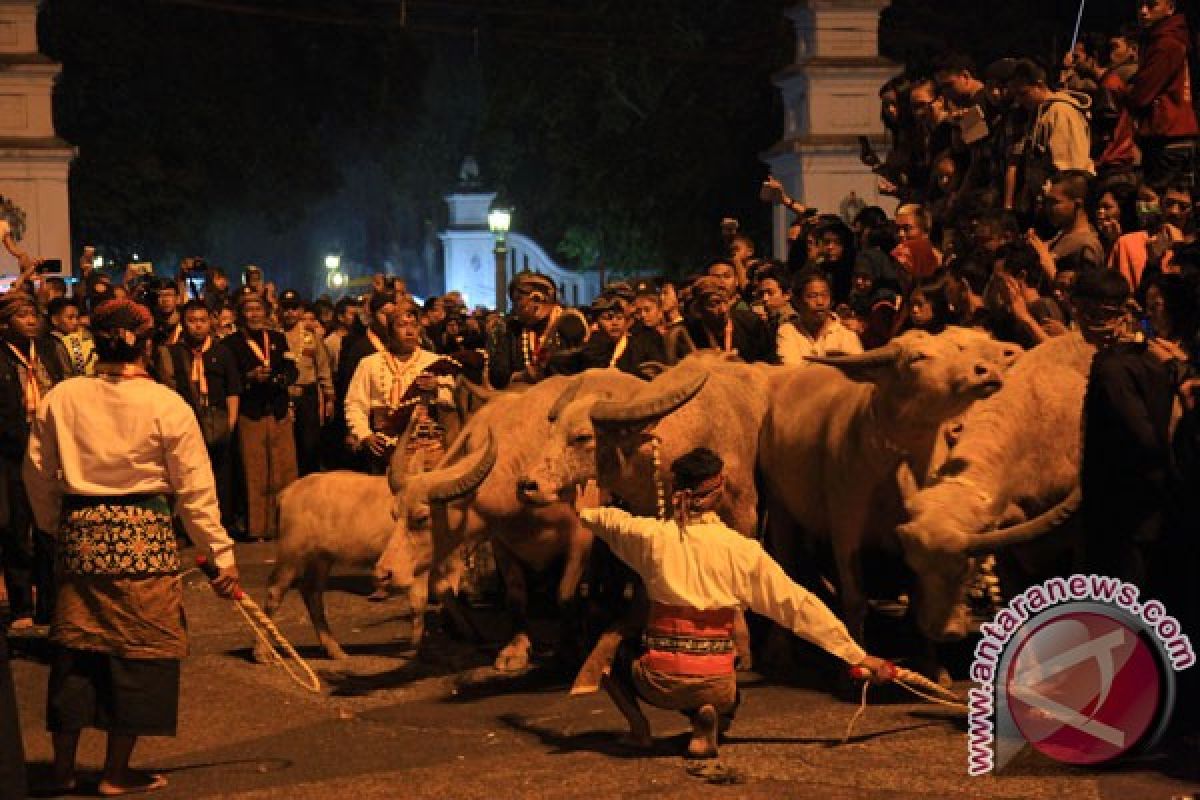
left=181, top=256, right=208, bottom=275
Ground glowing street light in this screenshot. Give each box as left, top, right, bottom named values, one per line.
left=488, top=208, right=512, bottom=311
left=324, top=254, right=341, bottom=270
left=327, top=271, right=347, bottom=290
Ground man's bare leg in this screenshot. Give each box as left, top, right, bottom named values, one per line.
left=600, top=670, right=652, bottom=749
left=97, top=734, right=167, bottom=796
left=687, top=705, right=719, bottom=759
left=49, top=731, right=80, bottom=790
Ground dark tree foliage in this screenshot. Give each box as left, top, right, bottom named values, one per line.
left=881, top=0, right=1132, bottom=75
left=39, top=0, right=430, bottom=285
left=476, top=0, right=793, bottom=274
left=33, top=0, right=1155, bottom=286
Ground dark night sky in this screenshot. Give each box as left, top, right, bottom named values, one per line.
left=36, top=0, right=1151, bottom=295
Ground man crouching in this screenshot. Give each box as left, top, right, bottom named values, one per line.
left=577, top=447, right=893, bottom=760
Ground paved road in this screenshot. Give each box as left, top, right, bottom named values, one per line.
left=8, top=543, right=1200, bottom=799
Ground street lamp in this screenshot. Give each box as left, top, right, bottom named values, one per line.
left=488, top=208, right=511, bottom=312
left=326, top=271, right=347, bottom=290
left=324, top=254, right=341, bottom=270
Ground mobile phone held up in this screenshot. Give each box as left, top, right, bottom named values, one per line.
left=35, top=258, right=63, bottom=274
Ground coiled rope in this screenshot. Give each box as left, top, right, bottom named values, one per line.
left=193, top=559, right=322, bottom=694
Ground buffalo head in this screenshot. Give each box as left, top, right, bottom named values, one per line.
left=895, top=460, right=1080, bottom=641
left=808, top=328, right=1014, bottom=438
left=374, top=429, right=497, bottom=592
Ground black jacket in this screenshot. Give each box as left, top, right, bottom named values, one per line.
left=159, top=339, right=243, bottom=412
left=0, top=336, right=70, bottom=463
left=221, top=329, right=298, bottom=420
left=1081, top=342, right=1175, bottom=581
left=684, top=310, right=774, bottom=364
left=579, top=327, right=666, bottom=376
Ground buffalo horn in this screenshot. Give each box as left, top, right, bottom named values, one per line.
left=386, top=414, right=422, bottom=494
left=963, top=486, right=1082, bottom=555
left=427, top=429, right=498, bottom=503
left=590, top=369, right=707, bottom=425
left=806, top=345, right=901, bottom=370
left=895, top=460, right=920, bottom=510
left=547, top=376, right=585, bottom=422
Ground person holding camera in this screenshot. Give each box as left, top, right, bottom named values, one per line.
left=156, top=299, right=243, bottom=536
left=221, top=292, right=298, bottom=540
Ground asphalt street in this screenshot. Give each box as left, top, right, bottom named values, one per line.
left=8, top=542, right=1200, bottom=799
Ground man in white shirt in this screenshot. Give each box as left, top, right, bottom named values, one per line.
left=578, top=447, right=892, bottom=759
left=777, top=271, right=864, bottom=366
left=23, top=298, right=238, bottom=796
left=344, top=305, right=454, bottom=473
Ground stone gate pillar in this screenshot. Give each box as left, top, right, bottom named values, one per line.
left=0, top=0, right=74, bottom=280
left=763, top=0, right=896, bottom=259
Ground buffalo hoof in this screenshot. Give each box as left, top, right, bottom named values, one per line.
left=494, top=635, right=532, bottom=672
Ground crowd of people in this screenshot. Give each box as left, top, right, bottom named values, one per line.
left=3, top=0, right=1200, bottom=789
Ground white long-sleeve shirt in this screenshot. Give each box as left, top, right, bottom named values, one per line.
left=579, top=507, right=866, bottom=664
left=776, top=316, right=863, bottom=366
left=344, top=348, right=454, bottom=441
left=22, top=375, right=236, bottom=569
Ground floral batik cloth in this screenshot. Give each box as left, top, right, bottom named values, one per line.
left=58, top=497, right=179, bottom=577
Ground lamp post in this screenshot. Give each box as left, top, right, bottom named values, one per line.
left=488, top=208, right=511, bottom=312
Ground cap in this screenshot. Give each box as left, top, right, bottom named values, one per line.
left=0, top=290, right=36, bottom=322
left=590, top=294, right=624, bottom=314
left=508, top=270, right=557, bottom=301
left=92, top=298, right=154, bottom=336
left=279, top=289, right=302, bottom=310
left=235, top=285, right=263, bottom=309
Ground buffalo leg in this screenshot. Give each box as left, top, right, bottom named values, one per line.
left=491, top=540, right=533, bottom=672
left=254, top=559, right=301, bottom=664
left=300, top=558, right=347, bottom=660
left=832, top=535, right=868, bottom=645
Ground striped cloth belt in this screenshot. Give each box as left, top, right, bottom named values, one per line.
left=642, top=633, right=735, bottom=656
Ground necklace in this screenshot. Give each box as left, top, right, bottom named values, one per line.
left=382, top=348, right=426, bottom=407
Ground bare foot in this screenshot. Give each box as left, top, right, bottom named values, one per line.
left=687, top=705, right=719, bottom=759
left=97, top=771, right=168, bottom=796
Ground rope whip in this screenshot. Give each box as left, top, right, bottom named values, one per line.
left=842, top=663, right=969, bottom=743
left=195, top=557, right=322, bottom=693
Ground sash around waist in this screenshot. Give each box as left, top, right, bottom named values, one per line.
left=63, top=493, right=171, bottom=514
left=642, top=603, right=737, bottom=676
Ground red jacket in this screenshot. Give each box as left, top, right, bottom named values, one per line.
left=1127, top=13, right=1200, bottom=139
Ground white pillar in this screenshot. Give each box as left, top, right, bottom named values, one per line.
left=764, top=0, right=897, bottom=259
left=0, top=1, right=75, bottom=280
left=439, top=190, right=498, bottom=310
